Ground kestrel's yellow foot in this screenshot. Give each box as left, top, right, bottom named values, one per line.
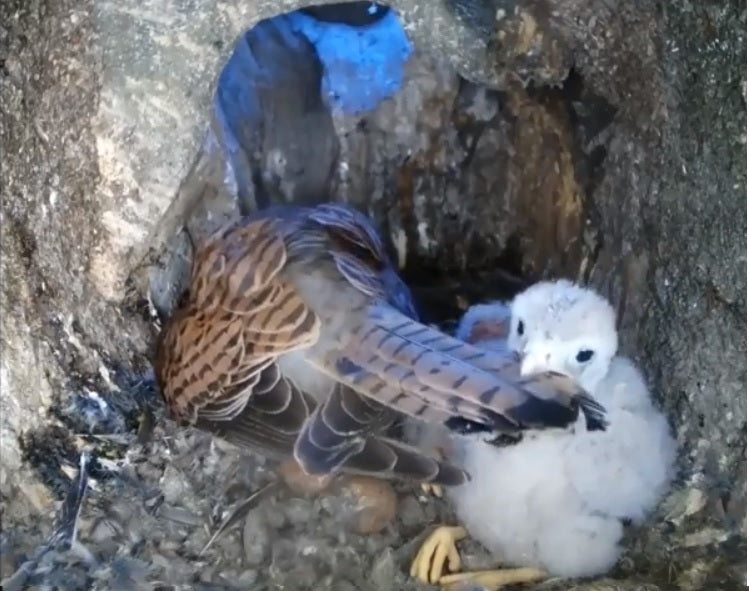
left=439, top=568, right=546, bottom=591
left=410, top=525, right=468, bottom=584
left=410, top=526, right=546, bottom=590
left=420, top=483, right=444, bottom=498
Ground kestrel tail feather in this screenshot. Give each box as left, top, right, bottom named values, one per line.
left=367, top=302, right=607, bottom=430
left=287, top=383, right=469, bottom=485
left=293, top=418, right=469, bottom=484
left=315, top=302, right=605, bottom=433
left=292, top=386, right=469, bottom=484
left=322, top=435, right=469, bottom=485
left=194, top=363, right=316, bottom=456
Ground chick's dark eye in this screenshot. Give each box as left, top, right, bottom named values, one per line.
left=517, top=320, right=524, bottom=336
left=576, top=349, right=594, bottom=363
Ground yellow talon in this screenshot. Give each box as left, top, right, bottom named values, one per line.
left=410, top=525, right=468, bottom=584
left=420, top=483, right=444, bottom=498
left=410, top=525, right=546, bottom=591
left=439, top=567, right=546, bottom=591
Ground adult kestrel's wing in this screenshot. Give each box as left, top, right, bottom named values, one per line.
left=292, top=204, right=607, bottom=435
left=192, top=363, right=316, bottom=458
left=154, top=214, right=470, bottom=485
left=154, top=218, right=319, bottom=420
left=314, top=302, right=607, bottom=433
left=293, top=383, right=468, bottom=483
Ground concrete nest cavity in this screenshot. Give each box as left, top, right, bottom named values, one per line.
left=0, top=2, right=744, bottom=591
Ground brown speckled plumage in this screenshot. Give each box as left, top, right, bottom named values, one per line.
left=154, top=203, right=605, bottom=485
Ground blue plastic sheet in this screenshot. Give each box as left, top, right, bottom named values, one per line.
left=287, top=8, right=412, bottom=113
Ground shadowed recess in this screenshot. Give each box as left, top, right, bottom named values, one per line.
left=213, top=3, right=411, bottom=212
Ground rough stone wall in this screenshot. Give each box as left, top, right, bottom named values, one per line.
left=0, top=0, right=324, bottom=515
left=0, top=0, right=745, bottom=589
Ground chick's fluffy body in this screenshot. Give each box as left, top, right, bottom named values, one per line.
left=412, top=283, right=677, bottom=578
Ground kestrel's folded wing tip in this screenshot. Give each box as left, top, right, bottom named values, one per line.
left=527, top=370, right=609, bottom=430
left=491, top=391, right=580, bottom=432
left=579, top=393, right=608, bottom=431
left=433, top=463, right=471, bottom=486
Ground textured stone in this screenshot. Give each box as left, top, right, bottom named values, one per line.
left=0, top=0, right=744, bottom=590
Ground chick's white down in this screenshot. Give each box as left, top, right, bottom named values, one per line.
left=411, top=280, right=677, bottom=578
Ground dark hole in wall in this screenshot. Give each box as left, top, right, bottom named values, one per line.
left=20, top=425, right=86, bottom=499
left=19, top=306, right=163, bottom=497
left=300, top=2, right=391, bottom=26
left=21, top=372, right=162, bottom=499
left=402, top=68, right=617, bottom=322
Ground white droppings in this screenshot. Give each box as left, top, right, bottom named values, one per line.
left=98, top=363, right=121, bottom=393
left=416, top=221, right=431, bottom=251
left=392, top=226, right=408, bottom=269
left=86, top=389, right=110, bottom=413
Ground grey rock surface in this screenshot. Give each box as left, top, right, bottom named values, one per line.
left=0, top=0, right=745, bottom=590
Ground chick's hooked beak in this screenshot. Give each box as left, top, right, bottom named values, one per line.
left=519, top=343, right=557, bottom=377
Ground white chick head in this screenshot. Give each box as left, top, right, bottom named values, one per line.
left=508, top=279, right=617, bottom=393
